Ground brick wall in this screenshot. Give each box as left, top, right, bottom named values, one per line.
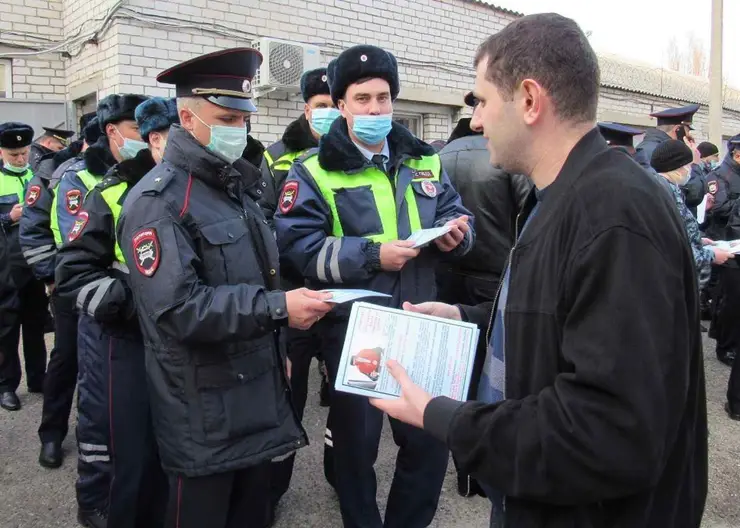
left=0, top=0, right=66, bottom=100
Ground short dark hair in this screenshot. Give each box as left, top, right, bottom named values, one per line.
left=475, top=13, right=600, bottom=123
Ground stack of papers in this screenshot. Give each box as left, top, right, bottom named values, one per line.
left=710, top=239, right=740, bottom=254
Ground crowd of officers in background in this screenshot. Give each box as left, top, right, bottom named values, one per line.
left=0, top=38, right=738, bottom=528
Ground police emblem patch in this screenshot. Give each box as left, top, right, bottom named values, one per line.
left=26, top=185, right=41, bottom=206
left=279, top=180, right=299, bottom=214
left=132, top=228, right=161, bottom=277
left=708, top=181, right=718, bottom=195
left=421, top=180, right=437, bottom=198
left=68, top=211, right=89, bottom=242
left=66, top=189, right=82, bottom=214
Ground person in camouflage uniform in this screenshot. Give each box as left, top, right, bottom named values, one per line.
left=651, top=140, right=733, bottom=289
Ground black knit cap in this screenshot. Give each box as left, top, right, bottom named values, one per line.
left=327, top=45, right=399, bottom=105
left=300, top=68, right=331, bottom=103
left=696, top=142, right=718, bottom=158
left=650, top=139, right=693, bottom=173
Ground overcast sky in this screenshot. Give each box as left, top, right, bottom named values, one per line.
left=491, top=0, right=740, bottom=87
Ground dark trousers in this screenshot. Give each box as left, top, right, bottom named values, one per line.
left=165, top=464, right=272, bottom=528
left=715, top=267, right=740, bottom=354
left=108, top=332, right=168, bottom=528
left=75, top=315, right=111, bottom=512
left=270, top=326, right=322, bottom=503
left=321, top=321, right=449, bottom=528
left=38, top=294, right=78, bottom=443
left=0, top=279, right=48, bottom=392
left=729, top=348, right=740, bottom=411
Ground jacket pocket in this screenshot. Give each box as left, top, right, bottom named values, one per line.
left=199, top=217, right=258, bottom=285
left=191, top=342, right=279, bottom=444
left=334, top=186, right=383, bottom=238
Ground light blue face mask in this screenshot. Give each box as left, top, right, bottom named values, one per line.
left=4, top=163, right=29, bottom=174
left=191, top=111, right=248, bottom=164
left=310, top=108, right=341, bottom=136
left=348, top=112, right=393, bottom=146
left=709, top=160, right=720, bottom=170
left=115, top=128, right=148, bottom=161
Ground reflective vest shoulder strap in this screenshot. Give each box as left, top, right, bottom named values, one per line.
left=99, top=182, right=127, bottom=264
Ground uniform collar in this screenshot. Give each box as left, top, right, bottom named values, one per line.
left=353, top=139, right=390, bottom=163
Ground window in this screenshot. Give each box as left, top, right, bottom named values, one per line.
left=394, top=113, right=423, bottom=138
left=0, top=59, right=11, bottom=99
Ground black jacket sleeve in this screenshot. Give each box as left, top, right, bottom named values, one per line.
left=118, top=194, right=287, bottom=346
left=426, top=226, right=692, bottom=504
left=19, top=181, right=57, bottom=283
left=55, top=189, right=135, bottom=323
left=258, top=157, right=278, bottom=228
left=682, top=165, right=706, bottom=209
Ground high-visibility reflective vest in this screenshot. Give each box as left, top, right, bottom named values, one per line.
left=263, top=149, right=304, bottom=179
left=0, top=168, right=33, bottom=209
left=98, top=181, right=127, bottom=264
left=50, top=169, right=101, bottom=247
left=301, top=154, right=441, bottom=243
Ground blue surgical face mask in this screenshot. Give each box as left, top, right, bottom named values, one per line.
left=709, top=160, right=720, bottom=170
left=115, top=127, right=148, bottom=161
left=310, top=108, right=341, bottom=136
left=191, top=111, right=248, bottom=164
left=347, top=111, right=393, bottom=146
left=4, top=162, right=29, bottom=174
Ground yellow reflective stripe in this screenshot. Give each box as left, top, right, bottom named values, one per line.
left=405, top=186, right=422, bottom=233
left=406, top=155, right=441, bottom=182
left=99, top=182, right=127, bottom=264
left=263, top=151, right=274, bottom=167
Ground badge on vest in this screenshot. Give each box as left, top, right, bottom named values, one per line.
left=132, top=228, right=161, bottom=277
left=413, top=170, right=435, bottom=180
left=66, top=189, right=82, bottom=214
left=708, top=181, right=718, bottom=195
left=280, top=180, right=299, bottom=214
left=68, top=211, right=89, bottom=242
left=421, top=180, right=437, bottom=198
left=26, top=185, right=41, bottom=206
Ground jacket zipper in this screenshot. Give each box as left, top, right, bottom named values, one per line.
left=484, top=210, right=522, bottom=517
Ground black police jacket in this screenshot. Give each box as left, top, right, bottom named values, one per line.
left=425, top=129, right=707, bottom=528
left=0, top=227, right=20, bottom=340
left=117, top=125, right=306, bottom=477
left=55, top=149, right=155, bottom=336
left=437, top=134, right=531, bottom=288
left=29, top=143, right=53, bottom=173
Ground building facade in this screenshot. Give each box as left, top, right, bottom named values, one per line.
left=1, top=0, right=739, bottom=147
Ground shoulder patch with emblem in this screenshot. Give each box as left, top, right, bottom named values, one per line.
left=279, top=180, right=299, bottom=214
left=68, top=211, right=89, bottom=242
left=66, top=189, right=82, bottom=214
left=708, top=181, right=718, bottom=195
left=421, top=180, right=438, bottom=198
left=132, top=228, right=161, bottom=277
left=26, top=185, right=42, bottom=206
left=413, top=170, right=435, bottom=179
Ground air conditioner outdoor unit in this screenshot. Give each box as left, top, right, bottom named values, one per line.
left=252, top=37, right=321, bottom=94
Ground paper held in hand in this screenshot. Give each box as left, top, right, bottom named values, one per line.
left=711, top=239, right=740, bottom=254
left=335, top=302, right=480, bottom=400
left=406, top=226, right=452, bottom=248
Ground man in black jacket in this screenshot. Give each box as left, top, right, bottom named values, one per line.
left=374, top=13, right=707, bottom=528
left=437, top=93, right=530, bottom=500
left=117, top=48, right=333, bottom=528
left=29, top=127, right=75, bottom=172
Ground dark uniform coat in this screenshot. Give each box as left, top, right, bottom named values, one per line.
left=117, top=125, right=306, bottom=477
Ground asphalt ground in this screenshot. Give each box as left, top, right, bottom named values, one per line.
left=0, top=333, right=738, bottom=528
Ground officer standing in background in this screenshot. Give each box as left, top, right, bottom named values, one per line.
left=635, top=104, right=705, bottom=213
left=117, top=48, right=333, bottom=528
left=29, top=126, right=75, bottom=172
left=275, top=45, right=474, bottom=528
left=597, top=122, right=644, bottom=157
left=22, top=118, right=105, bottom=470
left=262, top=67, right=340, bottom=507
left=708, top=134, right=740, bottom=367
left=0, top=122, right=48, bottom=412
left=56, top=97, right=178, bottom=528
left=53, top=93, right=148, bottom=528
